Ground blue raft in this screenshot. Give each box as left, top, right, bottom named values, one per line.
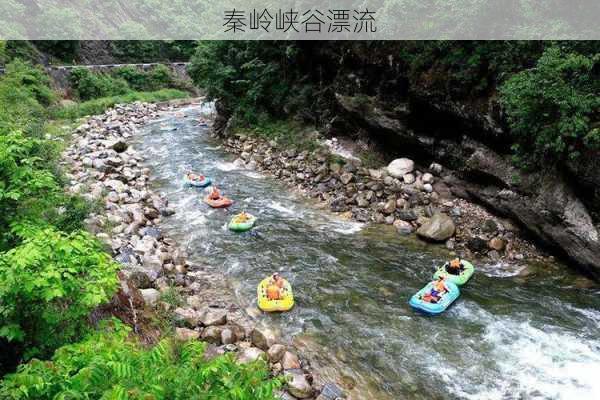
left=184, top=174, right=212, bottom=188
left=409, top=281, right=460, bottom=315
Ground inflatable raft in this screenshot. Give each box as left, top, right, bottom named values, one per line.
left=433, top=260, right=475, bottom=286
left=228, top=213, right=256, bottom=232
left=184, top=174, right=212, bottom=188
left=257, top=277, right=294, bottom=312
left=204, top=196, right=233, bottom=208
left=409, top=281, right=460, bottom=315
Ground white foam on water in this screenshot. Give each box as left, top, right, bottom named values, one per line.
left=564, top=304, right=600, bottom=326
left=205, top=145, right=222, bottom=150
left=267, top=201, right=296, bottom=215
left=479, top=261, right=527, bottom=278
left=473, top=320, right=600, bottom=399
left=241, top=170, right=265, bottom=179
left=215, top=161, right=240, bottom=172
left=330, top=221, right=365, bottom=235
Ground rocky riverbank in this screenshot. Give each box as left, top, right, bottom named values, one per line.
left=61, top=100, right=336, bottom=400
left=220, top=132, right=553, bottom=272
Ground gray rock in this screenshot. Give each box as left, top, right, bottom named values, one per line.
left=387, top=158, right=414, bottom=178
left=268, top=344, right=286, bottom=363
left=422, top=173, right=434, bottom=184
left=285, top=371, right=313, bottom=399
left=393, top=220, right=414, bottom=235
left=175, top=327, right=200, bottom=341
left=397, top=209, right=418, bottom=222
left=403, top=173, right=415, bottom=184
left=281, top=351, right=301, bottom=370
left=173, top=307, right=202, bottom=327
left=220, top=328, right=235, bottom=345
left=429, top=162, right=443, bottom=174
left=340, top=172, right=353, bottom=185
left=202, top=326, right=223, bottom=344
left=467, top=237, right=488, bottom=253
left=382, top=199, right=396, bottom=214
left=416, top=213, right=456, bottom=242
left=237, top=347, right=266, bottom=364
left=140, top=288, right=160, bottom=307
left=199, top=309, right=228, bottom=326
left=251, top=327, right=277, bottom=350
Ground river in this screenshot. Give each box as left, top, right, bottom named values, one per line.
left=134, top=103, right=600, bottom=400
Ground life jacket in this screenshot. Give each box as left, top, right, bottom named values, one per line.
left=266, top=284, right=281, bottom=300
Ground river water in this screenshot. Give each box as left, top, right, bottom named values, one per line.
left=135, top=104, right=600, bottom=400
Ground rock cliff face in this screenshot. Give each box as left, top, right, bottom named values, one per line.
left=331, top=82, right=600, bottom=278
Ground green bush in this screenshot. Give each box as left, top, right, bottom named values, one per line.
left=69, top=68, right=131, bottom=101
left=114, top=65, right=175, bottom=92
left=0, top=320, right=282, bottom=399
left=0, top=130, right=59, bottom=249
left=0, top=60, right=54, bottom=134
left=0, top=227, right=119, bottom=359
left=500, top=47, right=600, bottom=165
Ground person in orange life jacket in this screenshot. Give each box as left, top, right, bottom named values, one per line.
left=208, top=186, right=221, bottom=200
left=445, top=258, right=465, bottom=276
left=421, top=276, right=449, bottom=303
left=266, top=273, right=285, bottom=300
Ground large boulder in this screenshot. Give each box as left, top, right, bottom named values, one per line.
left=237, top=347, right=266, bottom=364
left=285, top=371, right=313, bottom=399
left=386, top=158, right=414, bottom=178
left=416, top=213, right=455, bottom=242
left=250, top=327, right=277, bottom=350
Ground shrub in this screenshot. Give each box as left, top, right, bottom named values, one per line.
left=0, top=320, right=282, bottom=399
left=0, top=61, right=53, bottom=134
left=69, top=67, right=131, bottom=101
left=114, top=65, right=175, bottom=92
left=500, top=47, right=600, bottom=165
left=0, top=131, right=59, bottom=248
left=0, top=227, right=119, bottom=359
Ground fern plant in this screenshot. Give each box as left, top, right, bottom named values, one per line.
left=0, top=227, right=119, bottom=359
left=0, top=320, right=282, bottom=400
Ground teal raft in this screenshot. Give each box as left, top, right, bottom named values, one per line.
left=228, top=213, right=257, bottom=232
left=409, top=281, right=460, bottom=315
left=433, top=260, right=475, bottom=286
left=184, top=174, right=212, bottom=188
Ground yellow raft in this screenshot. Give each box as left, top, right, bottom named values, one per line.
left=257, top=277, right=294, bottom=312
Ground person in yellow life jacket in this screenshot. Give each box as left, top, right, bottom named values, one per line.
left=446, top=258, right=464, bottom=276
left=208, top=186, right=221, bottom=200
left=236, top=212, right=250, bottom=223
left=266, top=273, right=284, bottom=300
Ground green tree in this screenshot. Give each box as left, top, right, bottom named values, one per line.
left=500, top=47, right=600, bottom=165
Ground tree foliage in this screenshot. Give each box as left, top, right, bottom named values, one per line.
left=500, top=47, right=600, bottom=164
left=188, top=41, right=302, bottom=124
left=0, top=320, right=282, bottom=400
left=0, top=227, right=119, bottom=359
